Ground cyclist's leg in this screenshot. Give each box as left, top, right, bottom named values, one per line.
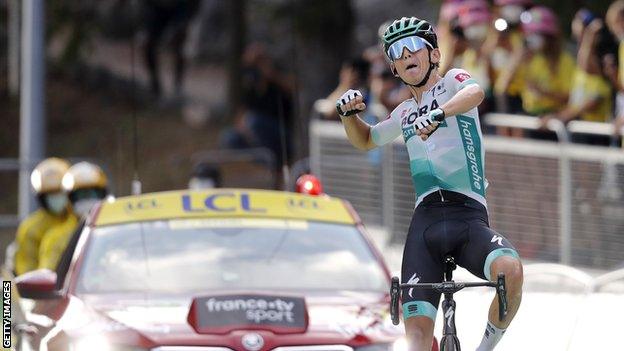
left=457, top=214, right=523, bottom=350
left=401, top=209, right=444, bottom=351
left=404, top=317, right=435, bottom=351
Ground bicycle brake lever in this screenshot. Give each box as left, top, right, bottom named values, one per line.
left=390, top=276, right=401, bottom=325
left=497, top=273, right=508, bottom=322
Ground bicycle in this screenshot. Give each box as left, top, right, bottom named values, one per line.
left=390, top=256, right=508, bottom=351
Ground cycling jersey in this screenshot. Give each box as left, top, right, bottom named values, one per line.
left=370, top=68, right=487, bottom=208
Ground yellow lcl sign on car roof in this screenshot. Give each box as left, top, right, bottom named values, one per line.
left=95, top=189, right=356, bottom=226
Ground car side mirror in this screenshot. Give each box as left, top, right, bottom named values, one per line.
left=15, top=269, right=60, bottom=299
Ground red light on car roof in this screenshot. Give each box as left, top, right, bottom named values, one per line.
left=295, top=174, right=323, bottom=196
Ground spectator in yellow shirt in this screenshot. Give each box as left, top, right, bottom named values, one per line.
left=487, top=0, right=533, bottom=113
left=38, top=162, right=109, bottom=271
left=606, top=1, right=624, bottom=89
left=606, top=0, right=624, bottom=144
left=540, top=11, right=615, bottom=139
left=520, top=6, right=575, bottom=116
left=14, top=158, right=71, bottom=276
left=438, top=0, right=469, bottom=76
left=440, top=0, right=493, bottom=114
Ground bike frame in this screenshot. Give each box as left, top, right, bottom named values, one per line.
left=390, top=256, right=508, bottom=351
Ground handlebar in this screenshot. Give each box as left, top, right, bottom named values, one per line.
left=390, top=276, right=401, bottom=325
left=497, top=273, right=508, bottom=322
left=389, top=274, right=508, bottom=325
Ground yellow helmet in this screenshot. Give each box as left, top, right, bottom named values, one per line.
left=30, top=157, right=71, bottom=194
left=62, top=162, right=108, bottom=192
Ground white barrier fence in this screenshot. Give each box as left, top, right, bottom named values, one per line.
left=310, top=116, right=624, bottom=270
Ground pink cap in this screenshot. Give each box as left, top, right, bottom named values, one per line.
left=494, top=0, right=532, bottom=6
left=440, top=2, right=461, bottom=22
left=458, top=0, right=491, bottom=28
left=521, top=6, right=559, bottom=35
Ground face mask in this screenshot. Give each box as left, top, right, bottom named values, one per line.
left=526, top=34, right=545, bottom=51
left=73, top=198, right=100, bottom=218
left=188, top=177, right=216, bottom=190
left=464, top=24, right=489, bottom=42
left=44, top=193, right=68, bottom=215
left=501, top=5, right=524, bottom=24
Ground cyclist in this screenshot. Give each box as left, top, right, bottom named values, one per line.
left=336, top=17, right=523, bottom=350
left=14, top=158, right=71, bottom=276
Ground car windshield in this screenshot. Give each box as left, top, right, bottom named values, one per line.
left=76, top=218, right=388, bottom=294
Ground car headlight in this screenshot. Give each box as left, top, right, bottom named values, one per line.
left=71, top=334, right=147, bottom=351
left=355, top=338, right=408, bottom=351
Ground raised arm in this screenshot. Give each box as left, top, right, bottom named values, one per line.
left=440, top=83, right=485, bottom=117
left=336, top=89, right=401, bottom=151
left=577, top=19, right=603, bottom=75
left=340, top=114, right=377, bottom=151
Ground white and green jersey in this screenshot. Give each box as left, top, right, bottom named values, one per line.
left=370, top=68, right=487, bottom=208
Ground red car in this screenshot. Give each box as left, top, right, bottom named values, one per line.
left=13, top=189, right=437, bottom=351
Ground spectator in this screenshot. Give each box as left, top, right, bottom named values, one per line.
left=439, top=5, right=469, bottom=75
left=437, top=0, right=467, bottom=73
left=369, top=68, right=411, bottom=115
left=365, top=22, right=411, bottom=113
left=142, top=0, right=200, bottom=99
left=487, top=0, right=533, bottom=114
left=519, top=6, right=575, bottom=116
left=606, top=0, right=624, bottom=143
left=321, top=58, right=371, bottom=120
left=220, top=43, right=294, bottom=167
left=452, top=0, right=495, bottom=114
left=540, top=11, right=614, bottom=136
left=38, top=162, right=109, bottom=271
left=14, top=158, right=71, bottom=276
left=188, top=162, right=221, bottom=189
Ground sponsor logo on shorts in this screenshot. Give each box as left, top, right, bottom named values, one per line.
left=491, top=235, right=504, bottom=246
left=406, top=273, right=421, bottom=298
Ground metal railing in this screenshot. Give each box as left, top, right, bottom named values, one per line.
left=310, top=114, right=624, bottom=270
left=485, top=112, right=624, bottom=138
left=0, top=158, right=30, bottom=228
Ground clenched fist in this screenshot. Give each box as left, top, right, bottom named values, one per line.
left=336, top=89, right=367, bottom=117
left=415, top=108, right=445, bottom=141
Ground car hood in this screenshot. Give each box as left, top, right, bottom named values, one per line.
left=75, top=290, right=402, bottom=346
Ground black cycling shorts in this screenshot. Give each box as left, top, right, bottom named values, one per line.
left=401, top=190, right=519, bottom=321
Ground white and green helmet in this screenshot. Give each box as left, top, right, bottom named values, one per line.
left=381, top=17, right=439, bottom=87
left=381, top=16, right=439, bottom=56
